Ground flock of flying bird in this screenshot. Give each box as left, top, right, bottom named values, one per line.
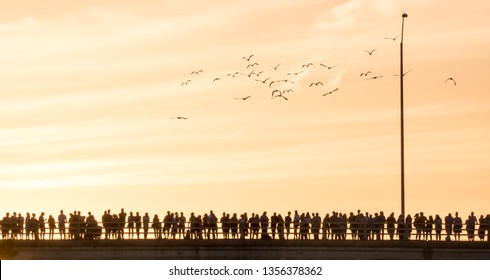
left=172, top=34, right=457, bottom=120
left=176, top=53, right=343, bottom=112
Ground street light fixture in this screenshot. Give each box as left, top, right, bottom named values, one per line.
left=400, top=13, right=408, bottom=220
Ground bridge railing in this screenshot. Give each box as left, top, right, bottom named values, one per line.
left=0, top=220, right=488, bottom=242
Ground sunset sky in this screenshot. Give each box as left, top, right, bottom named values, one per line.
left=1, top=0, right=489, bottom=219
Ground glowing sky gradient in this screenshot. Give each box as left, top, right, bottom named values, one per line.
left=1, top=0, right=489, bottom=218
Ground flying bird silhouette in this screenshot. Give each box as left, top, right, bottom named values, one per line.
left=247, top=63, right=259, bottom=68
left=170, top=117, right=187, bottom=120
left=385, top=34, right=401, bottom=41
left=245, top=70, right=255, bottom=77
left=323, top=88, right=339, bottom=96
left=235, top=95, right=252, bottom=101
left=190, top=70, right=203, bottom=75
left=287, top=71, right=304, bottom=75
left=445, top=77, right=457, bottom=86
left=394, top=70, right=412, bottom=77
left=320, top=64, right=338, bottom=69
left=271, top=90, right=288, bottom=100
left=367, top=76, right=383, bottom=80
left=227, top=72, right=240, bottom=78
left=302, top=63, right=314, bottom=68
left=365, top=49, right=377, bottom=55
left=242, top=54, right=254, bottom=61
left=309, top=82, right=324, bottom=87
left=272, top=63, right=281, bottom=70
left=255, top=71, right=264, bottom=77
left=360, top=71, right=372, bottom=77
left=181, top=80, right=191, bottom=86
left=271, top=89, right=281, bottom=97
left=255, top=77, right=271, bottom=84
left=213, top=78, right=221, bottom=82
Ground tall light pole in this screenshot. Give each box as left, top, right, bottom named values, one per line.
left=400, top=13, right=408, bottom=220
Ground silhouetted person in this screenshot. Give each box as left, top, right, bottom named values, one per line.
left=239, top=214, right=248, bottom=239
left=434, top=214, right=443, bottom=241
left=230, top=213, right=239, bottom=239
left=405, top=214, right=412, bottom=240
left=171, top=212, right=178, bottom=239
left=58, top=210, right=67, bottom=240
left=356, top=211, right=367, bottom=240
left=396, top=214, right=405, bottom=240
left=202, top=213, right=209, bottom=239
left=30, top=213, right=39, bottom=240
left=413, top=213, right=422, bottom=240
left=39, top=212, right=46, bottom=240
left=178, top=212, right=187, bottom=239
left=162, top=211, right=171, bottom=239
left=486, top=214, right=490, bottom=242
left=270, top=212, right=278, bottom=239
left=347, top=212, right=355, bottom=240
left=1, top=213, right=10, bottom=239
left=76, top=211, right=83, bottom=239
left=209, top=211, right=218, bottom=239
left=366, top=213, right=373, bottom=240
left=478, top=215, right=486, bottom=241
left=373, top=212, right=382, bottom=240
left=10, top=213, right=16, bottom=240
left=444, top=213, right=453, bottom=241
left=243, top=213, right=249, bottom=238
left=119, top=208, right=127, bottom=239
left=453, top=212, right=462, bottom=241
left=134, top=212, right=142, bottom=239
left=260, top=211, right=269, bottom=239
left=285, top=211, right=292, bottom=240
left=419, top=212, right=427, bottom=240
left=127, top=212, right=135, bottom=239
left=189, top=212, right=198, bottom=239
left=305, top=212, right=312, bottom=239
left=386, top=212, right=396, bottom=240
left=85, top=212, right=98, bottom=240
left=18, top=213, right=25, bottom=239
left=68, top=212, right=75, bottom=239
left=425, top=215, right=433, bottom=241
left=277, top=214, right=285, bottom=240
left=340, top=213, right=348, bottom=240
left=48, top=215, right=56, bottom=240
left=250, top=214, right=260, bottom=239
left=102, top=210, right=111, bottom=239
left=152, top=214, right=161, bottom=239
left=311, top=213, right=321, bottom=240
left=322, top=214, right=330, bottom=240
left=111, top=214, right=120, bottom=239
left=221, top=213, right=230, bottom=239
left=293, top=210, right=300, bottom=239
left=196, top=215, right=203, bottom=239
left=143, top=212, right=150, bottom=240
left=466, top=212, right=477, bottom=241
left=104, top=213, right=112, bottom=239
left=299, top=213, right=309, bottom=240
left=378, top=211, right=386, bottom=240
left=25, top=213, right=31, bottom=240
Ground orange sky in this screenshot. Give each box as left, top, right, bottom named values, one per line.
left=1, top=0, right=489, bottom=219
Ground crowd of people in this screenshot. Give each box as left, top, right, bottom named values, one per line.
left=1, top=209, right=489, bottom=242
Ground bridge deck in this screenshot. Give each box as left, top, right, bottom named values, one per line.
left=1, top=239, right=490, bottom=260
